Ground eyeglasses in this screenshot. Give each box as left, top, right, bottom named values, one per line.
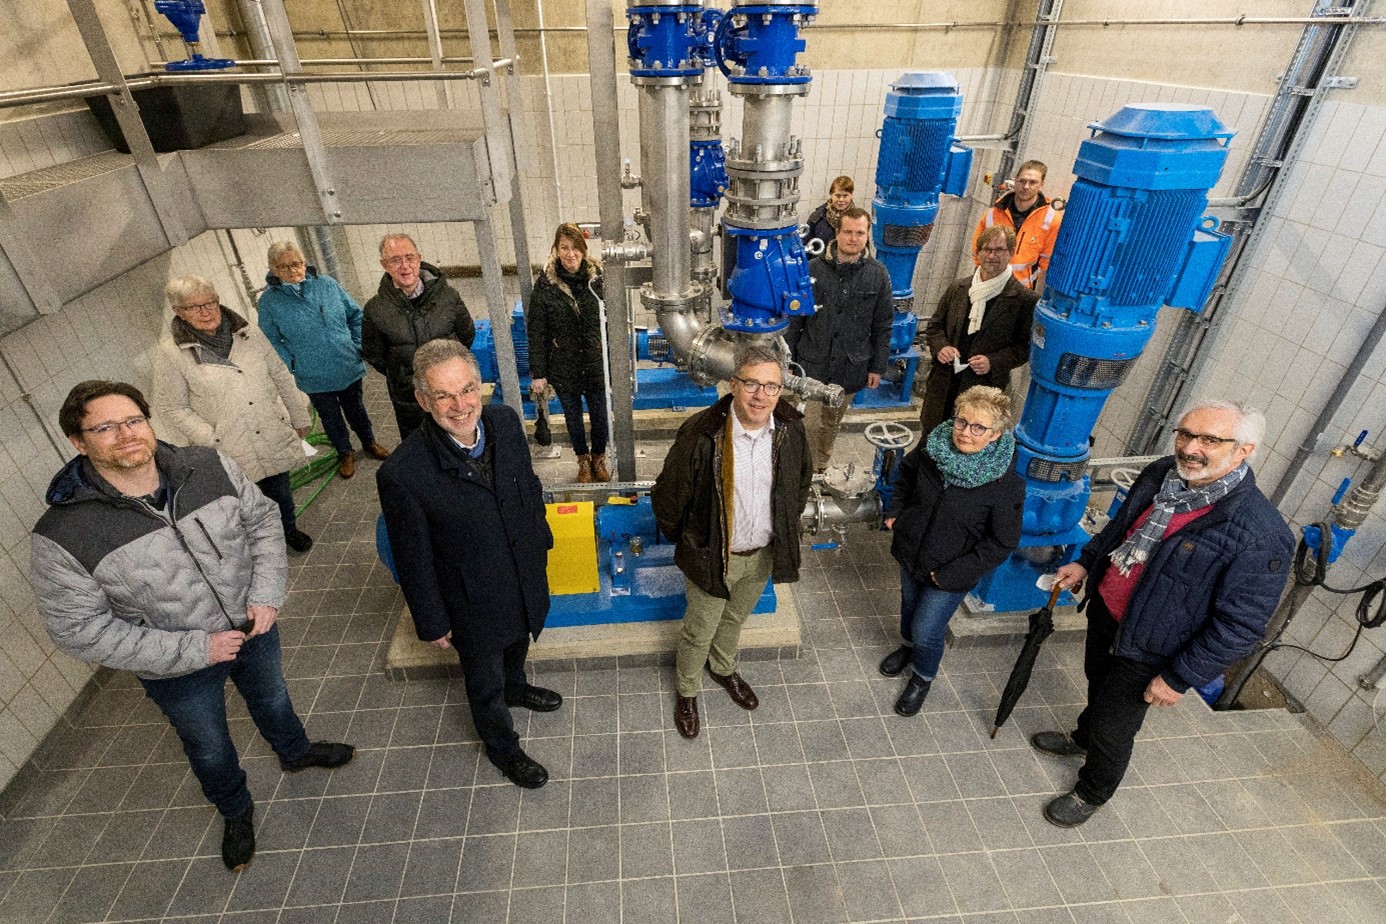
left=177, top=299, right=220, bottom=314
left=952, top=416, right=995, bottom=436
left=1172, top=428, right=1237, bottom=448
left=732, top=377, right=782, bottom=397
left=978, top=246, right=1011, bottom=254
left=82, top=416, right=149, bottom=437
left=384, top=253, right=421, bottom=267
left=427, top=384, right=481, bottom=403
left=274, top=260, right=305, bottom=271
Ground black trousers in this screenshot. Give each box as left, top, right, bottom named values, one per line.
left=256, top=471, right=298, bottom=536
left=455, top=636, right=530, bottom=763
left=391, top=400, right=427, bottom=442
left=1070, top=594, right=1163, bottom=806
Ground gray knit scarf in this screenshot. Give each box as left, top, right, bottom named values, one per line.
left=1109, top=463, right=1247, bottom=576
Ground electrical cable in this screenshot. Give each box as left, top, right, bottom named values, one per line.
left=1264, top=521, right=1386, bottom=663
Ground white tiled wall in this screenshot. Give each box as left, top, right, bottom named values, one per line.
left=1187, top=96, right=1386, bottom=782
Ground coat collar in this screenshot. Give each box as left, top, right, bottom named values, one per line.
left=542, top=255, right=602, bottom=303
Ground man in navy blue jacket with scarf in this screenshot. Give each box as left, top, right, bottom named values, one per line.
left=1034, top=399, right=1293, bottom=827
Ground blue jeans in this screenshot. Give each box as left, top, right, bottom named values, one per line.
left=557, top=389, right=608, bottom=457
left=308, top=377, right=376, bottom=456
left=140, top=625, right=310, bottom=818
left=898, top=566, right=967, bottom=681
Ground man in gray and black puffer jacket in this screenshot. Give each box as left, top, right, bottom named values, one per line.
left=29, top=380, right=355, bottom=873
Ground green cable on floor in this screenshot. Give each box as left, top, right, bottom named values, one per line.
left=290, top=409, right=339, bottom=517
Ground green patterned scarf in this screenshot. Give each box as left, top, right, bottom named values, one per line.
left=926, top=421, right=1016, bottom=488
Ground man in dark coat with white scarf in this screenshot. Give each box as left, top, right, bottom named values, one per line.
left=919, top=225, right=1037, bottom=434
left=376, top=339, right=558, bottom=789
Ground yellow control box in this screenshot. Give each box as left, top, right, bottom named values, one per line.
left=545, top=501, right=600, bottom=595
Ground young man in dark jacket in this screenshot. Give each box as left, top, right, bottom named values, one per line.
left=1035, top=400, right=1293, bottom=827
left=785, top=207, right=893, bottom=472
left=362, top=233, right=476, bottom=441
left=652, top=344, right=814, bottom=739
left=30, top=381, right=354, bottom=872
left=376, top=340, right=559, bottom=789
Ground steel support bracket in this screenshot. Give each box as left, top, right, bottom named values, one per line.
left=259, top=0, right=343, bottom=223
left=1322, top=75, right=1359, bottom=89
left=68, top=0, right=188, bottom=248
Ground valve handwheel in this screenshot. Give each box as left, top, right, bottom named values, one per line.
left=865, top=421, right=914, bottom=451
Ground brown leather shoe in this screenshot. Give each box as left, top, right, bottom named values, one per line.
left=337, top=451, right=356, bottom=479
left=708, top=670, right=758, bottom=710
left=365, top=442, right=391, bottom=460
left=675, top=695, right=700, bottom=739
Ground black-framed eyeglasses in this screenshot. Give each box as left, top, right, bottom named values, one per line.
left=732, top=376, right=782, bottom=397
left=82, top=416, right=149, bottom=437
left=1172, top=428, right=1237, bottom=448
left=177, top=299, right=220, bottom=314
left=952, top=416, right=995, bottom=436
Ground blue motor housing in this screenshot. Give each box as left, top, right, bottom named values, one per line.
left=978, top=103, right=1237, bottom=612
left=871, top=72, right=971, bottom=307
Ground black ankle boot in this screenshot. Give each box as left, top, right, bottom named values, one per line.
left=879, top=645, right=911, bottom=677
left=894, top=675, right=932, bottom=717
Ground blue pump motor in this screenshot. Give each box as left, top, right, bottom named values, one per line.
left=871, top=72, right=973, bottom=311
left=974, top=104, right=1237, bottom=613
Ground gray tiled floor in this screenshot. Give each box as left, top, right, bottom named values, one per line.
left=1, top=383, right=1385, bottom=923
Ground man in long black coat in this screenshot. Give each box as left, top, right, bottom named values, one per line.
left=376, top=339, right=558, bottom=789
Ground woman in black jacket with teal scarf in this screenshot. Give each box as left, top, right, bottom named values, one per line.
left=881, top=386, right=1025, bottom=716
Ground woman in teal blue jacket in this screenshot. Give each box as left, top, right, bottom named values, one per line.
left=256, top=242, right=390, bottom=477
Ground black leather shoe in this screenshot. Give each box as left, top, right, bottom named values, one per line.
left=494, top=750, right=548, bottom=789
left=879, top=645, right=911, bottom=677
left=1044, top=790, right=1099, bottom=827
left=675, top=695, right=700, bottom=739
left=222, top=806, right=255, bottom=872
left=893, top=675, right=932, bottom=716
left=285, top=530, right=314, bottom=555
left=281, top=741, right=356, bottom=773
left=505, top=685, right=563, bottom=712
left=708, top=670, right=759, bottom=710
left=1031, top=731, right=1088, bottom=759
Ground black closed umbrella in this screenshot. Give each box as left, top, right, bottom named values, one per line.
left=990, top=585, right=1063, bottom=739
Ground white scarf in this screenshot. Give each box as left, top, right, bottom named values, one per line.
left=967, top=268, right=1010, bottom=335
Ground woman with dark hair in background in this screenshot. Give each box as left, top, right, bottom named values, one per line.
left=526, top=223, right=611, bottom=483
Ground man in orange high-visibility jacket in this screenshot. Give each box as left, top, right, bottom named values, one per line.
left=973, top=160, right=1062, bottom=294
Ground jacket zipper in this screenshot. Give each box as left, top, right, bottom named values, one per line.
left=194, top=518, right=224, bottom=559
left=166, top=470, right=239, bottom=630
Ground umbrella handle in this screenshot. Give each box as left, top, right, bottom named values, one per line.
left=1045, top=584, right=1062, bottom=610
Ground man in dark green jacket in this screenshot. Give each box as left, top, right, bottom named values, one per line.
left=362, top=233, right=476, bottom=440
left=652, top=344, right=813, bottom=739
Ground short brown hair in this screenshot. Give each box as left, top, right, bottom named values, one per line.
left=733, top=342, right=784, bottom=379
left=1017, top=160, right=1047, bottom=181
left=976, top=225, right=1017, bottom=254
left=830, top=175, right=854, bottom=194
left=839, top=206, right=872, bottom=228
left=59, top=380, right=151, bottom=437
